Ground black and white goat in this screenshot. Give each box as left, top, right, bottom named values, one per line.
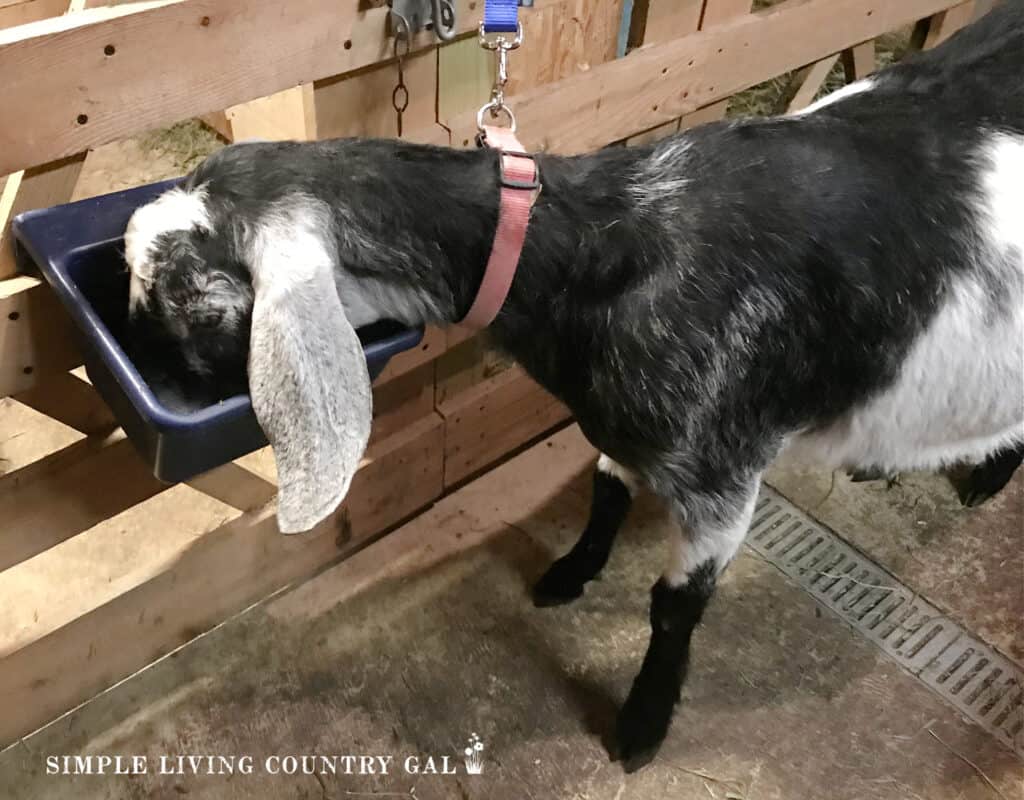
left=124, top=2, right=1024, bottom=772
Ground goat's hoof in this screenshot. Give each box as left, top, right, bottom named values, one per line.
left=960, top=487, right=993, bottom=508
left=532, top=559, right=588, bottom=607
left=613, top=700, right=667, bottom=774
left=958, top=448, right=1023, bottom=507
left=531, top=576, right=584, bottom=608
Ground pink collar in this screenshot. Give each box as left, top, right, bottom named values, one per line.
left=459, top=125, right=541, bottom=329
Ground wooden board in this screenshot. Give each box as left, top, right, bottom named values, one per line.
left=787, top=53, right=841, bottom=113
left=315, top=46, right=438, bottom=140
left=0, top=0, right=66, bottom=30
left=625, top=0, right=750, bottom=146
left=439, top=366, right=570, bottom=487
left=423, top=0, right=968, bottom=154
left=0, top=155, right=86, bottom=279
left=0, top=276, right=81, bottom=397
left=842, top=39, right=876, bottom=80
left=0, top=413, right=445, bottom=748
left=13, top=369, right=115, bottom=434
left=226, top=84, right=318, bottom=142
left=373, top=325, right=446, bottom=385
left=0, top=0, right=500, bottom=174
left=923, top=1, right=977, bottom=47
left=370, top=361, right=436, bottom=444
left=640, top=0, right=704, bottom=42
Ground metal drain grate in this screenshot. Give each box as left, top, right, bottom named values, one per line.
left=747, top=486, right=1024, bottom=757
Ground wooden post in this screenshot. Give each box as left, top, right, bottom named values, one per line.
left=786, top=54, right=840, bottom=113
left=627, top=0, right=752, bottom=143
left=841, top=39, right=876, bottom=80
left=922, top=1, right=978, bottom=48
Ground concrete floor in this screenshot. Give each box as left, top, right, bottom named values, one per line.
left=1, top=426, right=1021, bottom=800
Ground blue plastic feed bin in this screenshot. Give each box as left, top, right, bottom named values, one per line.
left=12, top=181, right=424, bottom=484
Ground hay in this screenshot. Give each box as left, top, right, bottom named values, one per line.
left=137, top=119, right=224, bottom=173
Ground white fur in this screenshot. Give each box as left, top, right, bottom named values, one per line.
left=791, top=132, right=1024, bottom=471
left=664, top=486, right=759, bottom=586
left=597, top=453, right=641, bottom=495
left=124, top=186, right=211, bottom=312
left=793, top=76, right=878, bottom=116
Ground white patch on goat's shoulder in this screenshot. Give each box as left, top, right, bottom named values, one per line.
left=792, top=76, right=877, bottom=116
left=597, top=453, right=641, bottom=495
left=124, top=186, right=211, bottom=312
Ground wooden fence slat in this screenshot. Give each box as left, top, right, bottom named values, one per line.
left=0, top=155, right=86, bottom=279
left=13, top=369, right=115, bottom=435
left=0, top=349, right=451, bottom=573
left=842, top=39, right=876, bottom=80
left=428, top=0, right=968, bottom=154
left=923, top=1, right=977, bottom=47
left=0, top=0, right=495, bottom=175
left=0, top=413, right=445, bottom=748
left=0, top=276, right=81, bottom=397
left=680, top=0, right=751, bottom=129
left=0, top=0, right=67, bottom=30
left=787, top=54, right=840, bottom=113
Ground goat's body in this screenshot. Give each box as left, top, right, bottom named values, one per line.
left=126, top=0, right=1024, bottom=774
left=487, top=5, right=1024, bottom=503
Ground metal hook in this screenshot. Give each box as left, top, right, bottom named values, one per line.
left=389, top=0, right=457, bottom=42
left=431, top=0, right=457, bottom=41
left=476, top=99, right=516, bottom=133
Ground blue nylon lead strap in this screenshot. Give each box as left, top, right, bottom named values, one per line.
left=483, top=0, right=519, bottom=33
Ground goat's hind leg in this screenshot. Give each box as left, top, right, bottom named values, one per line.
left=533, top=454, right=637, bottom=607
left=959, top=442, right=1024, bottom=507
left=615, top=475, right=760, bottom=773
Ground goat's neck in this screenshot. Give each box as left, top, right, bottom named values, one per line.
left=344, top=140, right=646, bottom=356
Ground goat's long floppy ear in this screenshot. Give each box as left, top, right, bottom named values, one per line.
left=247, top=226, right=371, bottom=534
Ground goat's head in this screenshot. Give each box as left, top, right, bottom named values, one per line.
left=124, top=182, right=372, bottom=535
left=124, top=186, right=253, bottom=397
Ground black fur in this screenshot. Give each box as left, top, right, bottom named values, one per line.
left=615, top=564, right=717, bottom=773
left=532, top=469, right=633, bottom=607
left=959, top=443, right=1024, bottom=507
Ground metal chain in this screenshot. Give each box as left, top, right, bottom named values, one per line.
left=392, top=16, right=411, bottom=137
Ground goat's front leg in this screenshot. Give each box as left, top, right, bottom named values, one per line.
left=615, top=475, right=761, bottom=773
left=533, top=454, right=638, bottom=607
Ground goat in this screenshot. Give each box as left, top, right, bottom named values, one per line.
left=123, top=2, right=1024, bottom=772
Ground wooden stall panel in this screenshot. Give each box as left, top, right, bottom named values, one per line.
left=0, top=414, right=445, bottom=748
left=0, top=277, right=80, bottom=397
left=431, top=0, right=970, bottom=155
left=0, top=156, right=86, bottom=279
left=315, top=47, right=438, bottom=140
left=0, top=0, right=478, bottom=176
left=439, top=367, right=570, bottom=488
